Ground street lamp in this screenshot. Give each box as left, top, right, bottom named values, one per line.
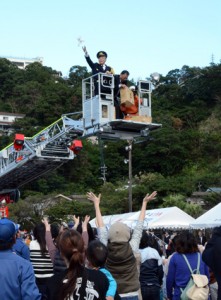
left=150, top=72, right=160, bottom=82
left=150, top=72, right=161, bottom=88
left=125, top=141, right=133, bottom=212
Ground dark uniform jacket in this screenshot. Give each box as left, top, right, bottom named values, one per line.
left=113, top=75, right=128, bottom=98
left=113, top=75, right=128, bottom=119
left=85, top=56, right=112, bottom=75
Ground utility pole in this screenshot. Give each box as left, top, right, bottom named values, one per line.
left=125, top=140, right=133, bottom=212
left=128, top=143, right=132, bottom=212
left=98, top=137, right=107, bottom=184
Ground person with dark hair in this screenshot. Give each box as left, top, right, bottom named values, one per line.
left=43, top=216, right=91, bottom=275
left=0, top=218, right=41, bottom=299
left=25, top=233, right=32, bottom=246
left=83, top=47, right=114, bottom=76
left=166, top=232, right=209, bottom=300
left=197, top=230, right=207, bottom=246
left=139, top=231, right=163, bottom=300
left=202, top=226, right=221, bottom=300
left=13, top=224, right=30, bottom=260
left=164, top=231, right=171, bottom=245
left=166, top=232, right=178, bottom=258
left=114, top=70, right=130, bottom=119
left=42, top=217, right=67, bottom=275
left=30, top=222, right=54, bottom=295
left=82, top=47, right=114, bottom=96
left=77, top=221, right=95, bottom=243
left=120, top=85, right=142, bottom=120
left=87, top=190, right=157, bottom=300
left=87, top=240, right=118, bottom=300
left=45, top=230, right=109, bottom=300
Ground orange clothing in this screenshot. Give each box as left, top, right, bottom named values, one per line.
left=120, top=95, right=139, bottom=115
left=121, top=95, right=143, bottom=120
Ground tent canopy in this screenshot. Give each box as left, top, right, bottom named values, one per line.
left=90, top=206, right=195, bottom=230
left=190, top=202, right=221, bottom=229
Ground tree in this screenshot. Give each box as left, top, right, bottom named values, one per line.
left=161, top=194, right=203, bottom=218
left=68, top=65, right=90, bottom=111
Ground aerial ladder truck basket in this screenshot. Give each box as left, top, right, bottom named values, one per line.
left=82, top=73, right=161, bottom=141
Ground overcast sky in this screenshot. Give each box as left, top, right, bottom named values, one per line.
left=1, top=0, right=221, bottom=81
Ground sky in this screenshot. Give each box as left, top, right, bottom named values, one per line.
left=1, top=0, right=221, bottom=81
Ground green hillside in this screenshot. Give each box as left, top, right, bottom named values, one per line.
left=1, top=58, right=221, bottom=223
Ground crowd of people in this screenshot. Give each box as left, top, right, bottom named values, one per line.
left=0, top=190, right=221, bottom=300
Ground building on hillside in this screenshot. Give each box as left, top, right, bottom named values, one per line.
left=1, top=56, right=43, bottom=69
left=186, top=187, right=221, bottom=206
left=0, top=112, right=25, bottom=135
left=186, top=192, right=207, bottom=206
left=206, top=187, right=221, bottom=193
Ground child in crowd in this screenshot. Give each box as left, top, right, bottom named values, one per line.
left=86, top=240, right=119, bottom=300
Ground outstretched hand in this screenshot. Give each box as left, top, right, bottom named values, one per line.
left=82, top=46, right=87, bottom=54
left=73, top=215, right=80, bottom=227
left=143, top=191, right=157, bottom=203
left=42, top=216, right=50, bottom=231
left=83, top=215, right=90, bottom=224
left=87, top=192, right=101, bottom=205
left=82, top=215, right=90, bottom=232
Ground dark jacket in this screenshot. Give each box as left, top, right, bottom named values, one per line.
left=202, top=226, right=221, bottom=278
left=140, top=258, right=163, bottom=287
left=113, top=75, right=128, bottom=98
left=45, top=267, right=109, bottom=300
left=85, top=56, right=112, bottom=75
left=53, top=250, right=67, bottom=274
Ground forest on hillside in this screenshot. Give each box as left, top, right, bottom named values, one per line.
left=1, top=58, right=221, bottom=225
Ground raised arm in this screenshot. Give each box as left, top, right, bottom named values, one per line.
left=73, top=215, right=80, bottom=230
left=82, top=46, right=88, bottom=56
left=139, top=191, right=157, bottom=221
left=82, top=215, right=90, bottom=249
left=87, top=192, right=108, bottom=245
left=130, top=191, right=157, bottom=252
left=82, top=46, right=94, bottom=69
left=87, top=192, right=104, bottom=228
left=42, top=217, right=57, bottom=263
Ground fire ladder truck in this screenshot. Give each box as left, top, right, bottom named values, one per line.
left=0, top=73, right=161, bottom=210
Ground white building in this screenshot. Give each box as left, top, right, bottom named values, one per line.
left=1, top=56, right=43, bottom=70
left=0, top=112, right=25, bottom=135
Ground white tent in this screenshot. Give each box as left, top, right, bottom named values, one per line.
left=190, top=202, right=221, bottom=229
left=146, top=207, right=195, bottom=230
left=90, top=206, right=195, bottom=230
left=89, top=212, right=135, bottom=229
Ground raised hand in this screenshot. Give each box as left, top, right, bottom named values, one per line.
left=42, top=216, right=50, bottom=231
left=82, top=215, right=91, bottom=232
left=143, top=191, right=157, bottom=203
left=83, top=215, right=90, bottom=225
left=73, top=215, right=80, bottom=229
left=82, top=46, right=88, bottom=55
left=87, top=192, right=101, bottom=206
